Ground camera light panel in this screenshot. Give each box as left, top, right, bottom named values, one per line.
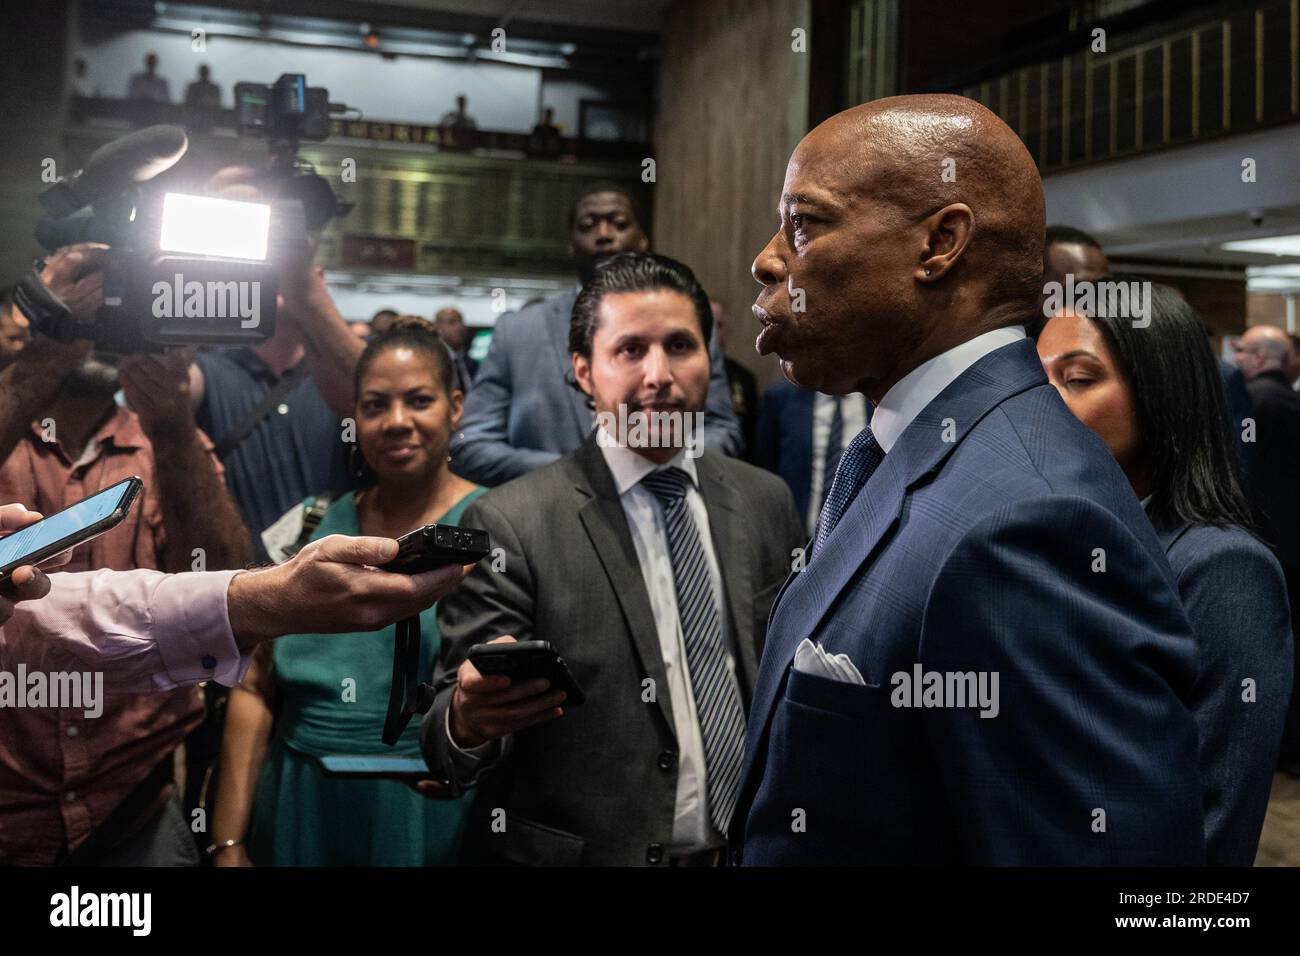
left=159, top=193, right=271, bottom=261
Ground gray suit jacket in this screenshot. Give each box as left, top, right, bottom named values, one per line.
left=422, top=432, right=805, bottom=865
left=449, top=288, right=743, bottom=487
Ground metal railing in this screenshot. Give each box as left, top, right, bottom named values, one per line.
left=960, top=0, right=1299, bottom=171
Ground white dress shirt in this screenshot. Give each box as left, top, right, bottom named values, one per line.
left=3, top=568, right=246, bottom=693
left=870, top=325, right=1027, bottom=453
left=807, top=393, right=870, bottom=531
left=598, top=435, right=738, bottom=855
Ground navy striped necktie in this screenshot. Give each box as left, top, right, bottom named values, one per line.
left=639, top=466, right=745, bottom=837
left=812, top=426, right=884, bottom=558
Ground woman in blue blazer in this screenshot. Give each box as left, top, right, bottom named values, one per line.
left=1037, top=281, right=1293, bottom=865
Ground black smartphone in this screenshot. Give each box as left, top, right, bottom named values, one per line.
left=467, top=640, right=586, bottom=706
left=382, top=523, right=491, bottom=575
left=317, top=755, right=440, bottom=781
left=0, top=477, right=143, bottom=581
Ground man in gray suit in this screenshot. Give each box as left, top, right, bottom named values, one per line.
left=422, top=253, right=804, bottom=865
left=450, top=183, right=742, bottom=487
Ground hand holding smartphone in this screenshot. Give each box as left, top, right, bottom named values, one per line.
left=467, top=640, right=586, bottom=705
left=0, top=478, right=143, bottom=582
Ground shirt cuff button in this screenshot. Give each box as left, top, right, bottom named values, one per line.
left=201, top=655, right=217, bottom=670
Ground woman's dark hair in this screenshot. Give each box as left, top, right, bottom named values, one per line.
left=353, top=316, right=460, bottom=399
left=569, top=252, right=713, bottom=359
left=1084, top=279, right=1254, bottom=531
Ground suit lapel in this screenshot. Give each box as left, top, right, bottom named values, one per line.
left=737, top=338, right=1051, bottom=815
left=542, top=289, right=590, bottom=439
left=571, top=435, right=678, bottom=740
left=739, top=454, right=907, bottom=780
left=695, top=453, right=759, bottom=703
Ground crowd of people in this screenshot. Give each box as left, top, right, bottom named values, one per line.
left=0, top=92, right=1296, bottom=867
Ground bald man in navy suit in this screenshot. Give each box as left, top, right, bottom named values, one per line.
left=732, top=95, right=1204, bottom=866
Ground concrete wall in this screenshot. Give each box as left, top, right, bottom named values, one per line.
left=653, top=0, right=810, bottom=388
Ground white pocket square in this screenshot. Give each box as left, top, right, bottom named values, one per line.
left=792, top=638, right=866, bottom=685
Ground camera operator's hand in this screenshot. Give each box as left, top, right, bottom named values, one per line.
left=225, top=535, right=473, bottom=651
left=0, top=503, right=67, bottom=625
left=40, top=243, right=110, bottom=324
left=278, top=262, right=329, bottom=320
left=119, top=349, right=196, bottom=438
left=448, top=636, right=567, bottom=749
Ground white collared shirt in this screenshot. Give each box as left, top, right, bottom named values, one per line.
left=598, top=432, right=738, bottom=855
left=808, top=393, right=870, bottom=531
left=869, top=326, right=1027, bottom=453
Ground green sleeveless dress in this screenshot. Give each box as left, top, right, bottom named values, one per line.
left=247, top=487, right=485, bottom=866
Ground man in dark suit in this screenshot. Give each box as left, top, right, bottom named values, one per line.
left=733, top=94, right=1205, bottom=865
left=1236, top=324, right=1300, bottom=775
left=422, top=253, right=804, bottom=865
left=450, top=183, right=741, bottom=487
left=433, top=307, right=478, bottom=387
left=755, top=380, right=870, bottom=534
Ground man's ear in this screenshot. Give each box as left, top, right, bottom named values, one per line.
left=572, top=352, right=594, bottom=397
left=916, top=203, right=974, bottom=283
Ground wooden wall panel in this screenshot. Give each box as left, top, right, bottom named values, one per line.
left=654, top=0, right=811, bottom=388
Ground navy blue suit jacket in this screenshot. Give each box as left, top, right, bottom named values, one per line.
left=1156, top=520, right=1294, bottom=865
left=732, top=338, right=1206, bottom=865
left=755, top=381, right=816, bottom=522
left=755, top=381, right=872, bottom=529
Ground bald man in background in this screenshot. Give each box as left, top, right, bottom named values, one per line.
left=1235, top=324, right=1300, bottom=775
left=732, top=94, right=1204, bottom=865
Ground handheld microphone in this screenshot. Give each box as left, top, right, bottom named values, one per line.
left=40, top=125, right=188, bottom=220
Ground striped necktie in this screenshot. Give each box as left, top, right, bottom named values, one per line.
left=812, top=426, right=884, bottom=559
left=640, top=466, right=745, bottom=836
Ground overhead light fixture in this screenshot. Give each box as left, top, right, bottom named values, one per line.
left=1221, top=235, right=1300, bottom=256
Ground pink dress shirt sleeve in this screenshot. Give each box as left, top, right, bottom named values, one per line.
left=1, top=568, right=250, bottom=692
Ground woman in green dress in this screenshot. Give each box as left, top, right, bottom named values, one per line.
left=211, top=318, right=482, bottom=866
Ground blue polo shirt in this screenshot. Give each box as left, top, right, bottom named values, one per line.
left=195, top=347, right=354, bottom=552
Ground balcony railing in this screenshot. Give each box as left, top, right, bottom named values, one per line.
left=959, top=0, right=1300, bottom=172
left=69, top=96, right=649, bottom=163
left=64, top=99, right=649, bottom=278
